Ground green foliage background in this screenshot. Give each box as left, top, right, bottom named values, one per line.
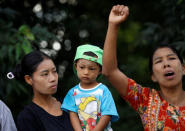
left=0, top=0, right=185, bottom=130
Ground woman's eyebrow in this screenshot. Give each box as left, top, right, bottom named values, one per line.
left=153, top=57, right=161, bottom=61
left=167, top=53, right=176, bottom=57
left=40, top=70, right=49, bottom=73
left=154, top=53, right=176, bottom=61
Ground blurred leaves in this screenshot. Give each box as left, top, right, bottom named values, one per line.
left=0, top=19, right=34, bottom=101
left=139, top=0, right=185, bottom=56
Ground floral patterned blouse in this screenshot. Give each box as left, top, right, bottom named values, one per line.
left=123, top=78, right=185, bottom=131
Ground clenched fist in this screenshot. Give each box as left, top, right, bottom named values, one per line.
left=109, top=5, right=129, bottom=26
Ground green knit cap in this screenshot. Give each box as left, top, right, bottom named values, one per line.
left=73, top=44, right=103, bottom=75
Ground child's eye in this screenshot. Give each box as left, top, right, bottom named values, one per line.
left=80, top=66, right=84, bottom=69
left=89, top=68, right=96, bottom=70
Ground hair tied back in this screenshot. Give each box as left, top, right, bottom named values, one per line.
left=7, top=72, right=15, bottom=79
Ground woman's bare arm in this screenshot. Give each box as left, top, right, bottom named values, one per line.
left=102, top=5, right=129, bottom=97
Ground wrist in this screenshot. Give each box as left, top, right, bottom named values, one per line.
left=108, top=23, right=120, bottom=33
left=108, top=22, right=120, bottom=30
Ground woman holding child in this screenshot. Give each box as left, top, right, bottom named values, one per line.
left=8, top=50, right=73, bottom=131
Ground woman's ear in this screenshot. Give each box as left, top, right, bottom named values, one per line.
left=24, top=75, right=33, bottom=86
left=182, top=64, right=185, bottom=75
left=151, top=74, right=157, bottom=82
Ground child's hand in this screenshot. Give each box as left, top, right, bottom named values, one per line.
left=109, top=5, right=129, bottom=26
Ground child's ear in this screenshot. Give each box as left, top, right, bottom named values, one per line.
left=99, top=70, right=102, bottom=75
left=24, top=75, right=33, bottom=86
left=99, top=66, right=102, bottom=74
left=74, top=62, right=77, bottom=69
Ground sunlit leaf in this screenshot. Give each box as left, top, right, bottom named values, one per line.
left=18, top=25, right=35, bottom=41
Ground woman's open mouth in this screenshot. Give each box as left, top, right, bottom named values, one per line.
left=164, top=71, right=175, bottom=79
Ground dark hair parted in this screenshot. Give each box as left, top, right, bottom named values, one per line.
left=13, top=51, right=51, bottom=82
left=149, top=43, right=184, bottom=74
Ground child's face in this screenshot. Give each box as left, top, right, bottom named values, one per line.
left=75, top=59, right=101, bottom=85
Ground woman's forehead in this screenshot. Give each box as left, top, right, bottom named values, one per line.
left=77, top=59, right=97, bottom=66
left=36, top=59, right=55, bottom=71
left=153, top=47, right=176, bottom=59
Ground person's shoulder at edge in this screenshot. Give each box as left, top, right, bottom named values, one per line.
left=0, top=100, right=17, bottom=131
left=0, top=100, right=11, bottom=112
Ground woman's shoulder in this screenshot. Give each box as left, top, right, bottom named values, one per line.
left=17, top=103, right=40, bottom=127
left=17, top=102, right=38, bottom=119
left=17, top=103, right=45, bottom=131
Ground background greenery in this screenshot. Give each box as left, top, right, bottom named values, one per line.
left=0, top=0, right=185, bottom=130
